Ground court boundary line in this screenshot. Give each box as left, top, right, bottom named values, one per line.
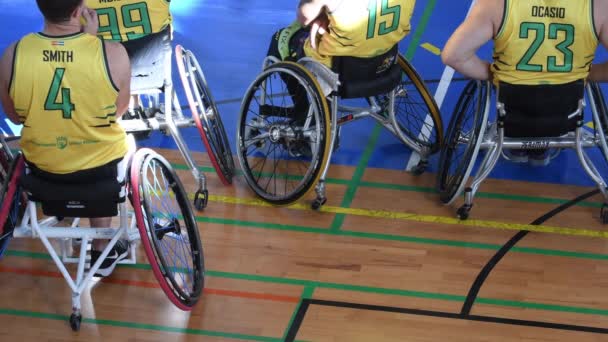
left=461, top=190, right=600, bottom=314
left=284, top=299, right=608, bottom=341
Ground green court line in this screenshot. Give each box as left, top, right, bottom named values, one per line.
left=330, top=125, right=383, bottom=232
left=9, top=212, right=608, bottom=263
left=329, top=0, right=439, bottom=233
left=194, top=215, right=608, bottom=261
left=282, top=285, right=316, bottom=341
left=0, top=308, right=283, bottom=341
left=171, top=162, right=604, bottom=209
left=5, top=250, right=608, bottom=317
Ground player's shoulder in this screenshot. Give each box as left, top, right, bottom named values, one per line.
left=102, top=41, right=128, bottom=59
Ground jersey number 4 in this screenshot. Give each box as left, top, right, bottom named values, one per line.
left=45, top=68, right=75, bottom=119
left=516, top=22, right=574, bottom=73
left=367, top=0, right=401, bottom=39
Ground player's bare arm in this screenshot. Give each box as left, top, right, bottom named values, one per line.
left=589, top=0, right=608, bottom=82
left=104, top=41, right=131, bottom=117
left=298, top=0, right=337, bottom=26
left=0, top=42, right=20, bottom=125
left=441, top=0, right=501, bottom=80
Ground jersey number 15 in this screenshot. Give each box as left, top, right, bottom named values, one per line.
left=367, top=0, right=401, bottom=39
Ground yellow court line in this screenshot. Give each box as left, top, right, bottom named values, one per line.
left=586, top=121, right=595, bottom=129
left=421, top=42, right=441, bottom=56
left=205, top=194, right=608, bottom=239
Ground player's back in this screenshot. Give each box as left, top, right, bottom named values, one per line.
left=305, top=0, right=415, bottom=67
left=86, top=0, right=172, bottom=42
left=10, top=32, right=127, bottom=174
left=492, top=0, right=599, bottom=85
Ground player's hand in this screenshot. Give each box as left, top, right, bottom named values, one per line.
left=82, top=7, right=99, bottom=36
left=310, top=14, right=329, bottom=50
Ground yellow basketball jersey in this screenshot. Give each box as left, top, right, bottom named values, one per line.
left=10, top=32, right=127, bottom=174
left=86, top=0, right=172, bottom=42
left=492, top=0, right=598, bottom=85
left=304, top=0, right=415, bottom=67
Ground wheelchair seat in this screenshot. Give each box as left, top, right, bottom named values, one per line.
left=332, top=45, right=402, bottom=99
left=498, top=80, right=585, bottom=138
left=19, top=170, right=125, bottom=218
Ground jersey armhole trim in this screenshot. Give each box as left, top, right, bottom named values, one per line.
left=8, top=40, right=20, bottom=95
left=101, top=40, right=120, bottom=93
left=495, top=0, right=508, bottom=39
left=590, top=0, right=600, bottom=41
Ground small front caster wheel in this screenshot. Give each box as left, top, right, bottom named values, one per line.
left=457, top=206, right=471, bottom=220
left=69, top=313, right=82, bottom=331
left=312, top=197, right=327, bottom=211
left=194, top=189, right=209, bottom=211
left=411, top=160, right=428, bottom=176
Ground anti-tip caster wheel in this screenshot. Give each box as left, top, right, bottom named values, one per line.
left=311, top=197, right=327, bottom=211
left=457, top=205, right=471, bottom=220
left=194, top=189, right=209, bottom=211
left=69, top=313, right=82, bottom=331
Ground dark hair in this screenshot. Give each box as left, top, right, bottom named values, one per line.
left=36, top=0, right=83, bottom=23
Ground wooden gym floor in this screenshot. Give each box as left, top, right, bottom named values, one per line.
left=1, top=149, right=608, bottom=341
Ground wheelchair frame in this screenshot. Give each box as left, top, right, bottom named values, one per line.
left=440, top=81, right=608, bottom=222
left=0, top=143, right=205, bottom=331
left=119, top=43, right=234, bottom=211
left=237, top=55, right=442, bottom=208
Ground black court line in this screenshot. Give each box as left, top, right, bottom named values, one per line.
left=285, top=189, right=604, bottom=341
left=307, top=299, right=608, bottom=334
left=461, top=189, right=601, bottom=315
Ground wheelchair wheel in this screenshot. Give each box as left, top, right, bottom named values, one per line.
left=237, top=61, right=331, bottom=205
left=0, top=153, right=25, bottom=259
left=130, top=148, right=204, bottom=310
left=437, top=80, right=489, bottom=204
left=590, top=82, right=608, bottom=164
left=390, top=55, right=443, bottom=154
left=176, top=45, right=235, bottom=186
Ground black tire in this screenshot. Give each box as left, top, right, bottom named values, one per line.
left=237, top=61, right=331, bottom=205
left=437, top=80, right=489, bottom=204
left=0, top=153, right=25, bottom=259
left=136, top=150, right=204, bottom=308
left=391, top=55, right=444, bottom=155
left=589, top=82, right=608, bottom=173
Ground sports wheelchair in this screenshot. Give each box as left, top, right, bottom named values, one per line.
left=118, top=28, right=234, bottom=210
left=438, top=80, right=608, bottom=222
left=237, top=45, right=443, bottom=208
left=0, top=136, right=204, bottom=331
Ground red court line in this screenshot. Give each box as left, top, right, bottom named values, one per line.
left=0, top=266, right=300, bottom=303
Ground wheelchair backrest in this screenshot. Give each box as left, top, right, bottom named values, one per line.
left=332, top=45, right=402, bottom=99
left=498, top=80, right=585, bottom=138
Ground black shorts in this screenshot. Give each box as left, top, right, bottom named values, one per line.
left=28, top=158, right=122, bottom=185
left=121, top=27, right=172, bottom=91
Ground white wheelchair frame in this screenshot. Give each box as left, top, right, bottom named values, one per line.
left=7, top=145, right=140, bottom=329
left=118, top=33, right=232, bottom=210
left=444, top=81, right=608, bottom=221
